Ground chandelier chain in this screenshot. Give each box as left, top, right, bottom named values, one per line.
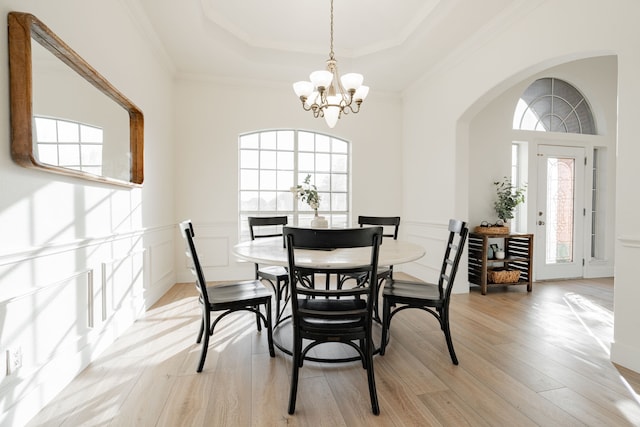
left=329, top=0, right=334, bottom=60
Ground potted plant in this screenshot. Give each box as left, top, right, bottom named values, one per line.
left=493, top=176, right=527, bottom=225
left=291, top=174, right=327, bottom=227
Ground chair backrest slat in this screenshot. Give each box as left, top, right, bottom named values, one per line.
left=179, top=220, right=210, bottom=304
left=358, top=216, right=400, bottom=240
left=248, top=216, right=288, bottom=240
left=438, top=219, right=468, bottom=298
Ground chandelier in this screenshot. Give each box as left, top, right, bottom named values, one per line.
left=292, top=0, right=369, bottom=128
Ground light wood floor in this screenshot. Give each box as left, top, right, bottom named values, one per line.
left=27, top=275, right=640, bottom=426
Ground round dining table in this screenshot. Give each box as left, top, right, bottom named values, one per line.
left=232, top=235, right=425, bottom=269
left=232, top=233, right=426, bottom=361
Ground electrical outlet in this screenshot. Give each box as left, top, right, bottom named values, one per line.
left=6, top=347, right=23, bottom=375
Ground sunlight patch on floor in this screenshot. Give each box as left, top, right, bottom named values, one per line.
left=563, top=292, right=613, bottom=356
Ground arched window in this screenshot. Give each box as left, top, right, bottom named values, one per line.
left=238, top=129, right=350, bottom=239
left=513, top=78, right=596, bottom=134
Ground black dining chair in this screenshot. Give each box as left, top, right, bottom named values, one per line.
left=338, top=216, right=400, bottom=320
left=380, top=219, right=468, bottom=365
left=179, top=220, right=275, bottom=372
left=284, top=226, right=383, bottom=415
left=248, top=216, right=290, bottom=321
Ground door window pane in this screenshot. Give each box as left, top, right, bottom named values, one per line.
left=546, top=157, right=575, bottom=264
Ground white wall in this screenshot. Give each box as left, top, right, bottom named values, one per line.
left=0, top=1, right=176, bottom=425
left=172, top=76, right=404, bottom=282
left=402, top=0, right=640, bottom=372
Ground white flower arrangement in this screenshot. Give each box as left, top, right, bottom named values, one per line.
left=291, top=174, right=320, bottom=212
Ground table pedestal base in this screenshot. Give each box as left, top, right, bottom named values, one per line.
left=273, top=316, right=383, bottom=363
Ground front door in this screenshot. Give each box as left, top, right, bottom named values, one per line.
left=535, top=145, right=585, bottom=280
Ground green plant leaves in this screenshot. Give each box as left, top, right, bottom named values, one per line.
left=493, top=177, right=526, bottom=222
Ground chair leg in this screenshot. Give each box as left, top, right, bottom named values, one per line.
left=366, top=338, right=380, bottom=415
left=260, top=277, right=288, bottom=323
left=197, top=311, right=211, bottom=372
left=372, top=276, right=385, bottom=323
left=266, top=299, right=275, bottom=357
left=441, top=307, right=458, bottom=365
left=196, top=315, right=205, bottom=344
left=288, top=335, right=302, bottom=414
left=380, top=298, right=391, bottom=355
left=255, top=305, right=262, bottom=331
left=275, top=278, right=284, bottom=321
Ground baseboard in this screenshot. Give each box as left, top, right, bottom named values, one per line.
left=611, top=340, right=640, bottom=374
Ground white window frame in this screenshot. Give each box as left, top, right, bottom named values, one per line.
left=34, top=116, right=104, bottom=175
left=239, top=129, right=351, bottom=241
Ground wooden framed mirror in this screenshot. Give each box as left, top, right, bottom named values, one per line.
left=8, top=12, right=144, bottom=187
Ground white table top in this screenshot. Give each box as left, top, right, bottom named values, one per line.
left=233, top=236, right=425, bottom=269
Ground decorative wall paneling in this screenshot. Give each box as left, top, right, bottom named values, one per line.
left=175, top=221, right=251, bottom=283
left=390, top=220, right=454, bottom=285
left=619, top=236, right=640, bottom=248
left=0, top=226, right=175, bottom=424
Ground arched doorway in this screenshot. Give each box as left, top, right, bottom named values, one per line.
left=513, top=77, right=596, bottom=280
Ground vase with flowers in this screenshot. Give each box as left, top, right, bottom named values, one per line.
left=291, top=174, right=327, bottom=228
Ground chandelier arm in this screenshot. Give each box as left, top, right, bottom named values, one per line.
left=300, top=99, right=313, bottom=112
left=343, top=101, right=362, bottom=114
left=307, top=99, right=323, bottom=118
left=340, top=90, right=356, bottom=108
left=317, top=90, right=328, bottom=110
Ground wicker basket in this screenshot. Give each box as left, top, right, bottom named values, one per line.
left=474, top=225, right=510, bottom=235
left=488, top=268, right=520, bottom=284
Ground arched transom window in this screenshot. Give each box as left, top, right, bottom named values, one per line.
left=513, top=78, right=596, bottom=134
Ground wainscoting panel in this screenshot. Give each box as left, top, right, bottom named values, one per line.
left=619, top=236, right=640, bottom=248
left=0, top=225, right=176, bottom=426
left=0, top=269, right=93, bottom=376
left=102, top=250, right=146, bottom=328
left=150, top=239, right=173, bottom=287
left=398, top=220, right=470, bottom=293
left=399, top=220, right=448, bottom=277
left=196, top=236, right=229, bottom=267
left=175, top=221, right=246, bottom=282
